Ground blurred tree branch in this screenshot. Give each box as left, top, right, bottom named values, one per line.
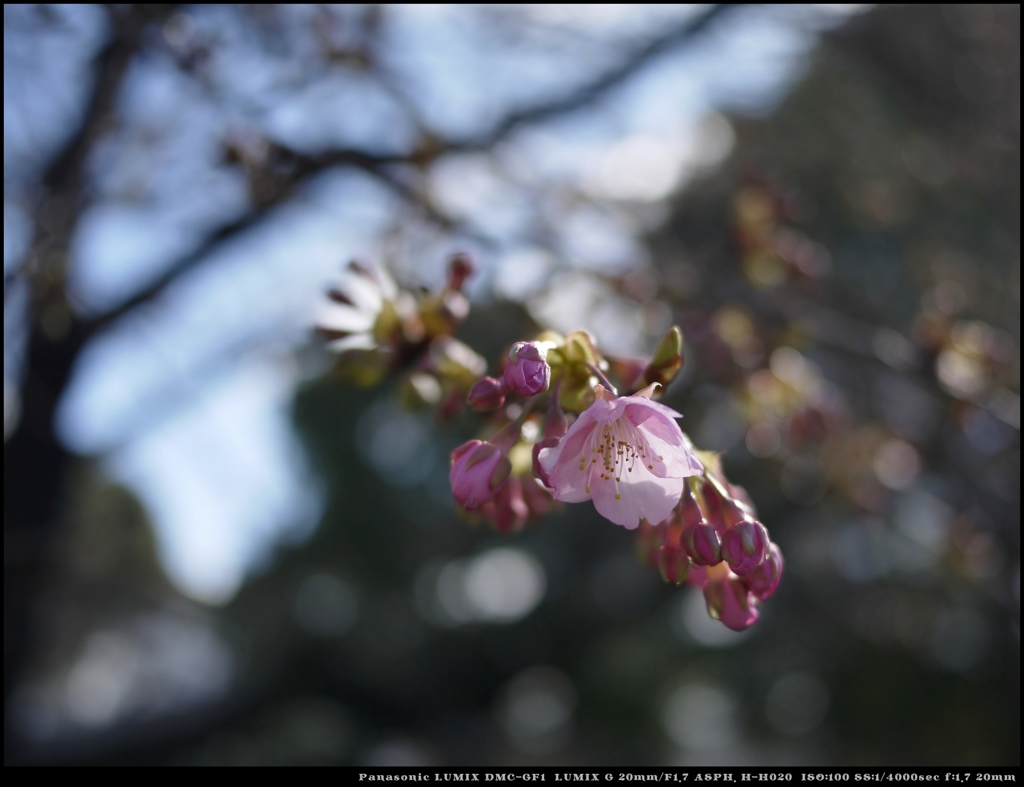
left=86, top=4, right=739, bottom=337
left=4, top=2, right=179, bottom=735
left=454, top=4, right=739, bottom=152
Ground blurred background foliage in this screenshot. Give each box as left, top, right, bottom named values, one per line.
left=4, top=3, right=1019, bottom=765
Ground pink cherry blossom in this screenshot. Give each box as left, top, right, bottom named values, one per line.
left=537, top=387, right=703, bottom=529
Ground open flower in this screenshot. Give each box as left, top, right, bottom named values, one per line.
left=315, top=260, right=411, bottom=353
left=537, top=386, right=702, bottom=529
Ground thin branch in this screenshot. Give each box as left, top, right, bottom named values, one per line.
left=86, top=147, right=415, bottom=335
left=85, top=5, right=739, bottom=336
left=15, top=6, right=179, bottom=313
left=453, top=4, right=739, bottom=151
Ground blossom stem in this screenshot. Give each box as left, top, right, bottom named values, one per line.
left=688, top=476, right=711, bottom=518
left=584, top=362, right=617, bottom=395
left=549, top=377, right=562, bottom=412
left=491, top=395, right=541, bottom=452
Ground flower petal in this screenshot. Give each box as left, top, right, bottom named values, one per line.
left=625, top=402, right=702, bottom=479
left=585, top=396, right=628, bottom=424
left=327, top=334, right=378, bottom=353
left=315, top=301, right=376, bottom=333
left=621, top=395, right=682, bottom=421
left=538, top=415, right=599, bottom=502
left=641, top=425, right=703, bottom=478
left=339, top=272, right=385, bottom=313
left=590, top=469, right=682, bottom=529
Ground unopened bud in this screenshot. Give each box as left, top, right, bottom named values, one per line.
left=486, top=477, right=528, bottom=533
left=658, top=545, right=691, bottom=586
left=504, top=342, right=551, bottom=396
left=680, top=483, right=722, bottom=566
left=642, top=325, right=684, bottom=388
left=447, top=253, right=475, bottom=293
left=744, top=542, right=784, bottom=600
left=682, top=519, right=722, bottom=566
left=721, top=519, right=770, bottom=576
left=450, top=440, right=512, bottom=510
left=695, top=476, right=728, bottom=534
left=467, top=376, right=506, bottom=411
left=704, top=576, right=759, bottom=631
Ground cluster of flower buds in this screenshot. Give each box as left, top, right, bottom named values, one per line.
left=636, top=453, right=783, bottom=630
left=315, top=254, right=484, bottom=419
left=448, top=322, right=784, bottom=630
left=316, top=255, right=783, bottom=630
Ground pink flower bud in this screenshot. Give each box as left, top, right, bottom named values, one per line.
left=450, top=439, right=512, bottom=510
left=680, top=485, right=722, bottom=566
left=467, top=376, right=506, bottom=411
left=704, top=576, right=759, bottom=631
left=682, top=520, right=722, bottom=566
left=720, top=520, right=769, bottom=576
left=686, top=565, right=709, bottom=589
left=504, top=342, right=551, bottom=396
left=484, top=477, right=529, bottom=533
left=744, top=542, right=784, bottom=600
left=658, top=544, right=691, bottom=586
